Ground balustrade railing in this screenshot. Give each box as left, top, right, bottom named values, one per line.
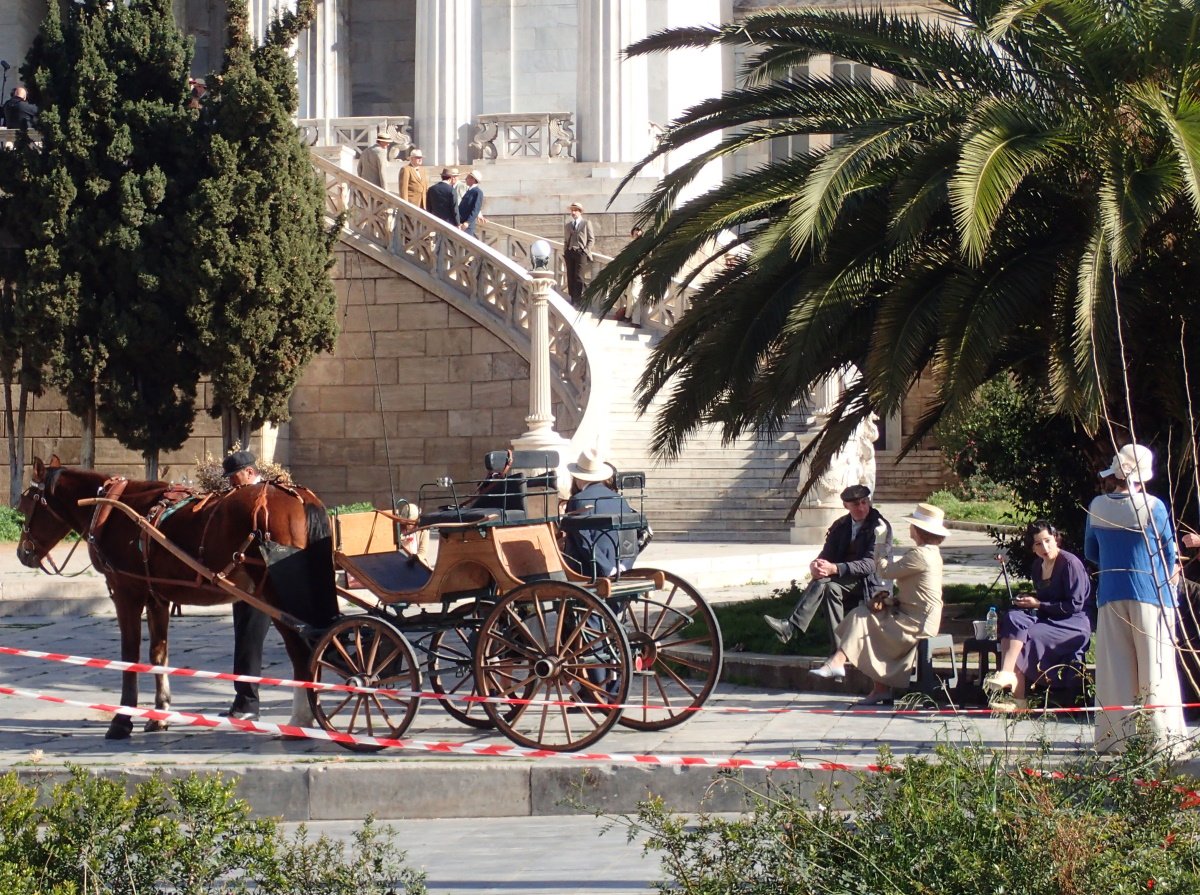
left=311, top=152, right=601, bottom=439
left=469, top=112, right=576, bottom=162
left=297, top=116, right=413, bottom=157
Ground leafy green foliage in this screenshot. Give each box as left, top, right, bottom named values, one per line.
left=630, top=743, right=1200, bottom=894
left=590, top=1, right=1200, bottom=513
left=0, top=768, right=426, bottom=894
left=926, top=489, right=1026, bottom=525
left=189, top=0, right=339, bottom=450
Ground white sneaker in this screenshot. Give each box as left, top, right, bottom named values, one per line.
left=763, top=615, right=794, bottom=644
left=808, top=663, right=846, bottom=681
left=983, top=670, right=1018, bottom=693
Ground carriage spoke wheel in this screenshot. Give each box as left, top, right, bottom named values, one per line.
left=615, top=569, right=723, bottom=731
left=474, top=581, right=630, bottom=752
left=427, top=603, right=504, bottom=730
left=308, top=615, right=421, bottom=753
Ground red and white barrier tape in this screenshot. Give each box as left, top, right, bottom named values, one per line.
left=2, top=644, right=1195, bottom=717
left=0, top=683, right=880, bottom=771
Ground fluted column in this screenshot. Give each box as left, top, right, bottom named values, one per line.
left=577, top=0, right=650, bottom=164
left=296, top=0, right=347, bottom=119
left=414, top=0, right=480, bottom=166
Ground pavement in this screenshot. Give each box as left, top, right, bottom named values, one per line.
left=0, top=518, right=1169, bottom=823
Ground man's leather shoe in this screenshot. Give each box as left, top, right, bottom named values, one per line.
left=220, top=708, right=260, bottom=722
left=763, top=615, right=794, bottom=644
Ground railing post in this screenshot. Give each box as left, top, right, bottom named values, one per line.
left=512, top=269, right=570, bottom=457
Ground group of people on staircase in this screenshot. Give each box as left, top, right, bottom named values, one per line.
left=356, top=130, right=484, bottom=235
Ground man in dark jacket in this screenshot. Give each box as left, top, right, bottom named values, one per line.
left=3, top=86, right=37, bottom=130
left=426, top=166, right=460, bottom=226
left=561, top=448, right=642, bottom=579
left=764, top=484, right=892, bottom=645
left=457, top=170, right=484, bottom=236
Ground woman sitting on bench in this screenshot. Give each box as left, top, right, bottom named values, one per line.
left=984, top=520, right=1092, bottom=712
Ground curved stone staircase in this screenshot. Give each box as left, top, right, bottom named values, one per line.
left=313, top=150, right=806, bottom=542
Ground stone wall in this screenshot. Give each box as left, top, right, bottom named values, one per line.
left=348, top=0, right=417, bottom=118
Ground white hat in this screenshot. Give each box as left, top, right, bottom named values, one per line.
left=567, top=448, right=613, bottom=483
left=1100, top=443, right=1154, bottom=483
left=903, top=503, right=950, bottom=538
left=395, top=502, right=420, bottom=523
left=467, top=169, right=482, bottom=182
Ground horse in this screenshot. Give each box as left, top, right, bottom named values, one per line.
left=17, top=456, right=339, bottom=739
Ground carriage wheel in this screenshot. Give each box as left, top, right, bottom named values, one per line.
left=427, top=603, right=498, bottom=729
left=474, top=581, right=631, bottom=752
left=615, top=569, right=723, bottom=731
left=308, top=615, right=421, bottom=753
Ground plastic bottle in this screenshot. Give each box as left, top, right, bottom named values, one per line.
left=985, top=606, right=999, bottom=641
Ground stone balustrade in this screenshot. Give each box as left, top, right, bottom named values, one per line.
left=296, top=116, right=413, bottom=158
left=469, top=112, right=576, bottom=162
left=0, top=127, right=40, bottom=150
left=311, top=151, right=603, bottom=444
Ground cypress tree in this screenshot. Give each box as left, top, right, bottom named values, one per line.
left=190, top=0, right=339, bottom=451
left=6, top=0, right=201, bottom=476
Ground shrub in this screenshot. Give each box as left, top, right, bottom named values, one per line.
left=0, top=767, right=426, bottom=895
left=0, top=506, right=23, bottom=541
left=627, top=742, right=1200, bottom=895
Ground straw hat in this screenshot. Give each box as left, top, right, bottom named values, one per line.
left=1099, top=443, right=1154, bottom=484
left=903, top=503, right=949, bottom=538
left=567, top=448, right=613, bottom=483
left=395, top=502, right=420, bottom=523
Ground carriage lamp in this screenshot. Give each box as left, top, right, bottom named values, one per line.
left=529, top=239, right=552, bottom=271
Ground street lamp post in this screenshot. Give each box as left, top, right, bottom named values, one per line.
left=512, top=240, right=570, bottom=459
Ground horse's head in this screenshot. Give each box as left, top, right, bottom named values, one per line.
left=17, top=456, right=74, bottom=569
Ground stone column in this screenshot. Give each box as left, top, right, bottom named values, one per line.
left=577, top=0, right=650, bottom=164
left=296, top=0, right=347, bottom=120
left=512, top=271, right=570, bottom=458
left=414, top=0, right=481, bottom=166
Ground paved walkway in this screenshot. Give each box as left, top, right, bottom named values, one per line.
left=0, top=523, right=1139, bottom=821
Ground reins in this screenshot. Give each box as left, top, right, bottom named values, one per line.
left=19, top=471, right=93, bottom=577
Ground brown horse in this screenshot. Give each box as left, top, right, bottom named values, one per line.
left=17, top=456, right=338, bottom=739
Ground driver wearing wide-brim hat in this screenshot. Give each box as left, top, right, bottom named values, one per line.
left=562, top=448, right=641, bottom=579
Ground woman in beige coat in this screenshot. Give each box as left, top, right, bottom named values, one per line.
left=808, top=503, right=948, bottom=705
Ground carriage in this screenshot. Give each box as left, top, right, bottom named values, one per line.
left=17, top=450, right=723, bottom=753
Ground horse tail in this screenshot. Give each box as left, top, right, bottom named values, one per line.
left=300, top=500, right=339, bottom=627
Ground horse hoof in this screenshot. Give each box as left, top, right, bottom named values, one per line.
left=144, top=719, right=169, bottom=733
left=105, top=720, right=133, bottom=740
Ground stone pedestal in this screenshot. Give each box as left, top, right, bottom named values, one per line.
left=790, top=505, right=842, bottom=546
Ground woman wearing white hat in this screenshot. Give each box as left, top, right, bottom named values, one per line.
left=1084, top=443, right=1185, bottom=755
left=809, top=503, right=948, bottom=706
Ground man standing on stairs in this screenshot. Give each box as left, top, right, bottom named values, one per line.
left=458, top=170, right=485, bottom=236
left=357, top=128, right=393, bottom=189
left=427, top=167, right=460, bottom=226
left=763, top=484, right=892, bottom=648
left=563, top=201, right=595, bottom=304
left=398, top=147, right=427, bottom=209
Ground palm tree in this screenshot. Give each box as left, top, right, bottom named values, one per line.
left=589, top=0, right=1200, bottom=504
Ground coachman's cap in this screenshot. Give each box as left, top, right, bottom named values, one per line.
left=222, top=450, right=256, bottom=477
left=840, top=484, right=871, bottom=502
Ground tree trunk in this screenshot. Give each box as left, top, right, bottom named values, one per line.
left=79, top=402, right=97, bottom=469
left=3, top=369, right=27, bottom=506
left=143, top=449, right=159, bottom=482
left=221, top=407, right=254, bottom=456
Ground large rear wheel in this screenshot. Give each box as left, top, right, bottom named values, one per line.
left=474, top=581, right=630, bottom=752
left=616, top=569, right=723, bottom=731
left=308, top=615, right=421, bottom=753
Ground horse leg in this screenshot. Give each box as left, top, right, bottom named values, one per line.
left=143, top=601, right=172, bottom=732
left=278, top=625, right=316, bottom=727
left=106, top=597, right=144, bottom=740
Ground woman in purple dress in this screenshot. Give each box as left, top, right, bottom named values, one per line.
left=984, top=520, right=1092, bottom=711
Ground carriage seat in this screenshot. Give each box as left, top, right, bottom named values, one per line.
left=558, top=512, right=648, bottom=534
left=418, top=508, right=498, bottom=527
left=337, top=550, right=432, bottom=596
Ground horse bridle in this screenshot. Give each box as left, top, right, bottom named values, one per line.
left=19, top=468, right=85, bottom=576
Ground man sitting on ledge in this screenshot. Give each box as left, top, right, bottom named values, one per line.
left=764, top=484, right=892, bottom=647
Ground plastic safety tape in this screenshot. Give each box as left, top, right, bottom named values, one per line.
left=0, top=683, right=884, bottom=771
left=1, top=644, right=1195, bottom=716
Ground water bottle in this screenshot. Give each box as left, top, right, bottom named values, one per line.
left=985, top=606, right=999, bottom=641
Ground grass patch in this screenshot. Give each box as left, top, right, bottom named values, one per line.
left=715, top=581, right=1022, bottom=655
left=927, top=489, right=1029, bottom=526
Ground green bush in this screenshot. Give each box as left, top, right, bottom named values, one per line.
left=628, top=742, right=1200, bottom=895
left=0, top=506, right=23, bottom=542
left=0, top=767, right=426, bottom=895
left=927, top=489, right=1027, bottom=525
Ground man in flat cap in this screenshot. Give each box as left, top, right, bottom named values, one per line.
left=221, top=451, right=270, bottom=720
left=764, top=484, right=893, bottom=648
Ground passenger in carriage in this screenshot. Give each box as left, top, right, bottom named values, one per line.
left=220, top=450, right=270, bottom=722
left=396, top=501, right=432, bottom=569
left=561, top=448, right=643, bottom=579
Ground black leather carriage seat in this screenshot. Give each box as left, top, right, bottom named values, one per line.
left=558, top=512, right=647, bottom=564
left=337, top=550, right=432, bottom=596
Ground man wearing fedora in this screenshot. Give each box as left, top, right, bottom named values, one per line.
left=457, top=170, right=485, bottom=236
left=357, top=128, right=394, bottom=189
left=562, top=448, right=642, bottom=579
left=563, top=201, right=595, bottom=304
left=398, top=147, right=427, bottom=209
left=764, top=484, right=892, bottom=648
left=221, top=451, right=270, bottom=721
left=426, top=166, right=460, bottom=226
